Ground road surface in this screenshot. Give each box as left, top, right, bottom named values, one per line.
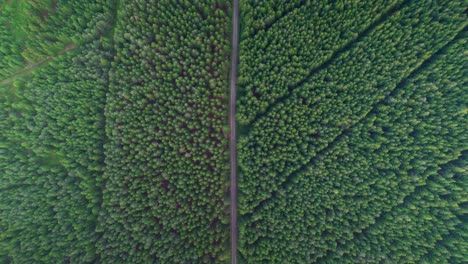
left=230, top=0, right=239, bottom=263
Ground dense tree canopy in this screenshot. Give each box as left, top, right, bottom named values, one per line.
left=0, top=0, right=113, bottom=78
left=0, top=37, right=112, bottom=263
left=238, top=0, right=466, bottom=214
left=237, top=0, right=402, bottom=125
left=0, top=0, right=466, bottom=263
left=97, top=1, right=231, bottom=262
left=1, top=0, right=231, bottom=262
left=237, top=0, right=467, bottom=262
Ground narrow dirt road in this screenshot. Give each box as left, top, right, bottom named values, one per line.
left=230, top=0, right=239, bottom=263
left=0, top=43, right=77, bottom=86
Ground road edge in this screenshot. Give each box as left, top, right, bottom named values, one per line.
left=230, top=0, right=239, bottom=263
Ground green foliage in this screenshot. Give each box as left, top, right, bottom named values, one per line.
left=322, top=155, right=467, bottom=263
left=239, top=0, right=305, bottom=38
left=0, top=0, right=115, bottom=261
left=1, top=0, right=466, bottom=262
left=237, top=0, right=402, bottom=125
left=238, top=15, right=467, bottom=262
left=238, top=0, right=467, bottom=214
left=97, top=1, right=231, bottom=263
left=0, top=0, right=113, bottom=78
left=1, top=0, right=231, bottom=262
left=0, top=36, right=112, bottom=262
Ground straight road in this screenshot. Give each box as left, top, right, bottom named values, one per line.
left=230, top=0, right=239, bottom=263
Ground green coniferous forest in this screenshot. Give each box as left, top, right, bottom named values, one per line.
left=0, top=0, right=466, bottom=263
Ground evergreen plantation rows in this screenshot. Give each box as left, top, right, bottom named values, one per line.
left=238, top=0, right=467, bottom=213
left=238, top=32, right=467, bottom=262
left=237, top=0, right=467, bottom=262
left=1, top=0, right=231, bottom=262
left=237, top=0, right=400, bottom=125
left=0, top=33, right=112, bottom=263
left=0, top=0, right=112, bottom=79
left=0, top=0, right=467, bottom=263
left=1, top=0, right=115, bottom=262
left=98, top=1, right=231, bottom=262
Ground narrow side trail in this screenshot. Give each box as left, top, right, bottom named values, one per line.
left=230, top=0, right=239, bottom=263
left=0, top=44, right=77, bottom=86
